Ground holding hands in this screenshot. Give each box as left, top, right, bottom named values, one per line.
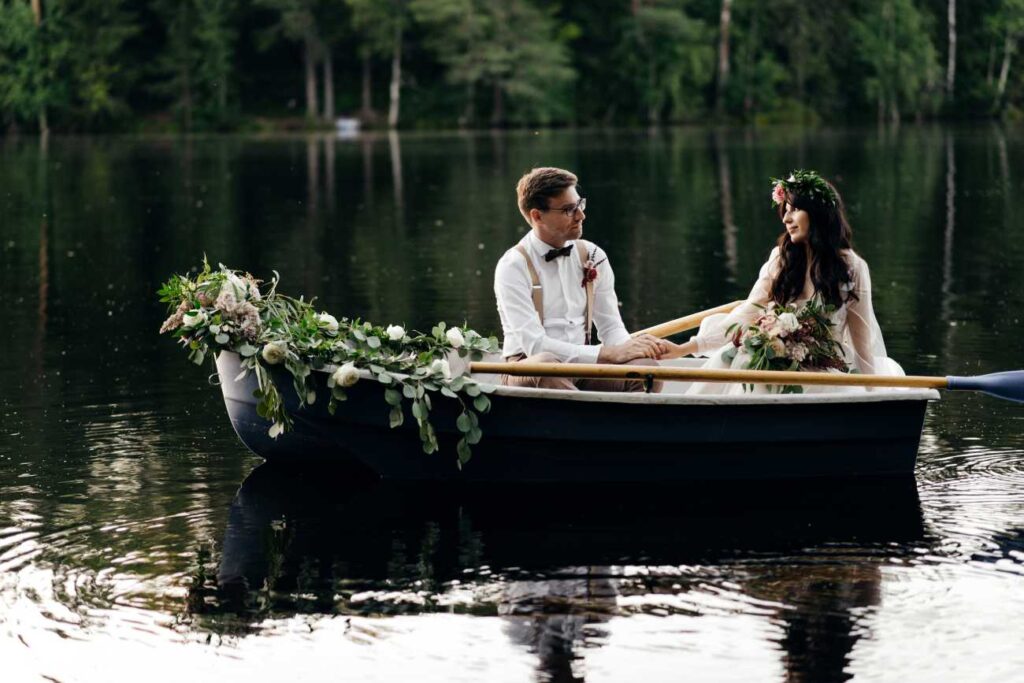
left=598, top=333, right=676, bottom=363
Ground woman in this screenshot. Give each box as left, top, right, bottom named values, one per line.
left=661, top=169, right=901, bottom=394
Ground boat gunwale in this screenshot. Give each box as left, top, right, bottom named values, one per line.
left=301, top=358, right=941, bottom=407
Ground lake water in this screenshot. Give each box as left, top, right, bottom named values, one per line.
left=2, top=127, right=1023, bottom=682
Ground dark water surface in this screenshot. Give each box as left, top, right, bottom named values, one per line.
left=2, top=128, right=1024, bottom=681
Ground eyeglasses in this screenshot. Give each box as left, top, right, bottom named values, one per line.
left=542, top=197, right=586, bottom=217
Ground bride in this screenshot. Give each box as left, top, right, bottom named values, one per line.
left=660, top=170, right=902, bottom=394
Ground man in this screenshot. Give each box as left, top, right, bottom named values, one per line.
left=493, top=167, right=667, bottom=391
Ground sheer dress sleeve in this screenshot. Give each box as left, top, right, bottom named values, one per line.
left=843, top=252, right=890, bottom=375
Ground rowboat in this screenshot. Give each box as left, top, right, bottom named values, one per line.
left=214, top=351, right=939, bottom=482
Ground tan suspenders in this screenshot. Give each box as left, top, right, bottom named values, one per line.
left=514, top=240, right=596, bottom=344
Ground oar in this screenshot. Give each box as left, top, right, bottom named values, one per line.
left=469, top=362, right=1024, bottom=402
left=632, top=300, right=745, bottom=339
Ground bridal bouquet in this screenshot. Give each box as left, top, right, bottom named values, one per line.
left=158, top=259, right=500, bottom=467
left=723, top=298, right=848, bottom=393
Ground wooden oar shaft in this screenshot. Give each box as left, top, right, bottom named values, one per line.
left=632, top=300, right=745, bottom=338
left=471, top=361, right=949, bottom=390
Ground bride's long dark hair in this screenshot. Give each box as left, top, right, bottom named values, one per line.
left=770, top=177, right=857, bottom=307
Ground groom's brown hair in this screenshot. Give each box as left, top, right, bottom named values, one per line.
left=516, top=167, right=578, bottom=223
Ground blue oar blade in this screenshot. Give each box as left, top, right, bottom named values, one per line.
left=947, top=371, right=1024, bottom=403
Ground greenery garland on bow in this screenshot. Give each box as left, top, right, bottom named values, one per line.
left=158, top=259, right=500, bottom=467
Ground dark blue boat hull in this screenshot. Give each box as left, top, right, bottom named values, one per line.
left=216, top=352, right=932, bottom=482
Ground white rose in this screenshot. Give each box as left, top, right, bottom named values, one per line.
left=430, top=358, right=452, bottom=380
left=778, top=312, right=799, bottom=334
left=331, top=362, right=360, bottom=388
left=318, top=312, right=339, bottom=334
left=446, top=327, right=465, bottom=348
left=386, top=324, right=406, bottom=341
left=222, top=272, right=248, bottom=299
left=182, top=309, right=208, bottom=328
left=268, top=422, right=284, bottom=439
left=789, top=343, right=808, bottom=362
left=261, top=341, right=288, bottom=365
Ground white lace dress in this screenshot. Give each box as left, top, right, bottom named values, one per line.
left=685, top=248, right=903, bottom=395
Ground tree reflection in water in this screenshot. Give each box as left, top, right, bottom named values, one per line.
left=189, top=463, right=925, bottom=681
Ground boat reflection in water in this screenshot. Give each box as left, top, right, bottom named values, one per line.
left=207, top=463, right=926, bottom=681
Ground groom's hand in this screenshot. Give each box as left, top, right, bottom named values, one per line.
left=598, top=334, right=671, bottom=364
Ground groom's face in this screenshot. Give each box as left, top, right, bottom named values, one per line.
left=532, top=186, right=586, bottom=247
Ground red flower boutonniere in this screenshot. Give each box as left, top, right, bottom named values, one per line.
left=581, top=254, right=607, bottom=288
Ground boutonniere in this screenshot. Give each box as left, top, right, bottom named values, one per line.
left=581, top=250, right=607, bottom=288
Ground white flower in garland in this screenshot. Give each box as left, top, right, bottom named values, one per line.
left=261, top=341, right=288, bottom=365
left=386, top=324, right=406, bottom=341
left=268, top=422, right=285, bottom=439
left=182, top=309, right=208, bottom=328
left=318, top=312, right=339, bottom=334
left=331, top=362, right=360, bottom=388
left=446, top=327, right=465, bottom=348
left=430, top=358, right=452, bottom=380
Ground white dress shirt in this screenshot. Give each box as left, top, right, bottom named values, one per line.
left=494, top=231, right=631, bottom=363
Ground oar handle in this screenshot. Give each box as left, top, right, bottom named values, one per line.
left=471, top=361, right=949, bottom=390
left=632, top=300, right=745, bottom=339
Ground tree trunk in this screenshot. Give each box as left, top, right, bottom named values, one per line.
left=30, top=0, right=48, bottom=135
left=743, top=5, right=760, bottom=118
left=322, top=48, right=335, bottom=122
left=183, top=63, right=193, bottom=132
left=460, top=81, right=475, bottom=128
left=987, top=43, right=996, bottom=87
left=491, top=82, right=505, bottom=127
left=997, top=34, right=1015, bottom=104
left=387, top=24, right=402, bottom=129
left=715, top=0, right=732, bottom=115
left=360, top=53, right=374, bottom=122
left=946, top=0, right=956, bottom=101
left=304, top=33, right=319, bottom=121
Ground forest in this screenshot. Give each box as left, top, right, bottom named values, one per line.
left=2, top=0, right=1023, bottom=133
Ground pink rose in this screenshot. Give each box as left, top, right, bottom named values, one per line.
left=772, top=183, right=786, bottom=206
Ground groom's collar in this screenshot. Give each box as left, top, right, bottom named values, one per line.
left=526, top=231, right=574, bottom=259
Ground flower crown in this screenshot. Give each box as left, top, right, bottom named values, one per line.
left=770, top=169, right=837, bottom=208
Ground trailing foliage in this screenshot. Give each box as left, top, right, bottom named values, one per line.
left=159, top=259, right=500, bottom=468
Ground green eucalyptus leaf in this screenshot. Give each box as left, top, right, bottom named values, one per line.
left=238, top=343, right=258, bottom=357
left=389, top=406, right=404, bottom=428
left=457, top=439, right=472, bottom=465
left=456, top=413, right=472, bottom=433
left=467, top=427, right=482, bottom=445
left=411, top=401, right=425, bottom=420
left=385, top=388, right=402, bottom=406
left=473, top=395, right=491, bottom=413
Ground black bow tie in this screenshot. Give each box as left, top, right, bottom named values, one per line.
left=544, top=245, right=574, bottom=262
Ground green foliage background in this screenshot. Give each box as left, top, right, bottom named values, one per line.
left=2, top=0, right=1024, bottom=132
